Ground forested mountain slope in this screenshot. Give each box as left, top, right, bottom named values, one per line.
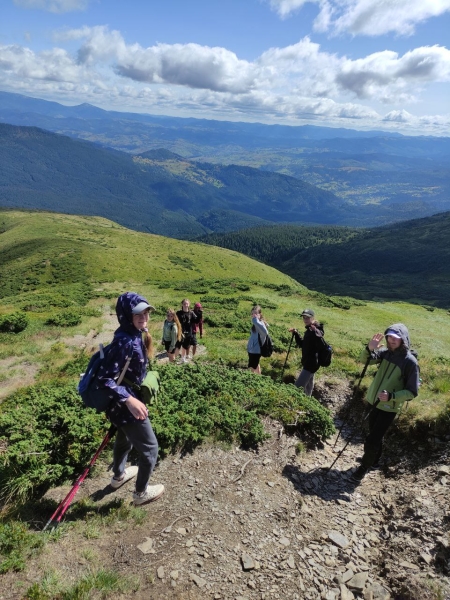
left=1, top=91, right=450, bottom=226
left=200, top=214, right=450, bottom=308
left=0, top=124, right=354, bottom=235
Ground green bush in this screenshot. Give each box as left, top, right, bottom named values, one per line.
left=0, top=383, right=105, bottom=505
left=150, top=363, right=334, bottom=455
left=0, top=364, right=334, bottom=505
left=45, top=309, right=82, bottom=327
left=0, top=521, right=44, bottom=573
left=0, top=311, right=29, bottom=333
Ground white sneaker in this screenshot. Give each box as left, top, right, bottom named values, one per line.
left=110, top=466, right=138, bottom=489
left=133, top=484, right=165, bottom=505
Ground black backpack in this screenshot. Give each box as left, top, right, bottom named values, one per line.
left=317, top=337, right=333, bottom=367
left=258, top=333, right=274, bottom=358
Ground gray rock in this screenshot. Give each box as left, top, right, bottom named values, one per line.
left=342, top=569, right=354, bottom=583
left=279, top=536, right=290, bottom=547
left=241, top=552, right=256, bottom=571
left=170, top=570, right=179, bottom=580
left=347, top=572, right=368, bottom=592
left=157, top=566, right=165, bottom=579
left=365, top=582, right=391, bottom=599
left=328, top=531, right=350, bottom=549
left=340, top=584, right=355, bottom=600
left=137, top=537, right=154, bottom=554
left=190, top=573, right=207, bottom=588
left=286, top=554, right=296, bottom=569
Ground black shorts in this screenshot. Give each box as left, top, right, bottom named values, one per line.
left=190, top=334, right=198, bottom=347
left=163, top=340, right=176, bottom=354
left=181, top=334, right=192, bottom=350
left=248, top=353, right=261, bottom=369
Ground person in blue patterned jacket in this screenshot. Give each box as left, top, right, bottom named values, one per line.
left=96, top=291, right=165, bottom=505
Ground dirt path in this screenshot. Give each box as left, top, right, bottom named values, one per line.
left=3, top=375, right=448, bottom=600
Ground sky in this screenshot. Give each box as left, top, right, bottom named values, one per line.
left=1, top=0, right=450, bottom=136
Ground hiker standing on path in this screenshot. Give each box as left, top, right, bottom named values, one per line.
left=162, top=308, right=182, bottom=363
left=97, top=292, right=165, bottom=505
left=289, top=308, right=324, bottom=396
left=190, top=302, right=204, bottom=359
left=351, top=323, right=420, bottom=483
left=176, top=298, right=200, bottom=363
left=247, top=305, right=269, bottom=375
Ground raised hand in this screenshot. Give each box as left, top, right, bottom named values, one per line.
left=368, top=333, right=384, bottom=351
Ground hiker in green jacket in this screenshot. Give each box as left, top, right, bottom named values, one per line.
left=351, top=322, right=420, bottom=482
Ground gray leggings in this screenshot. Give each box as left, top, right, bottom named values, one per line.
left=295, top=369, right=315, bottom=396
left=113, top=418, right=159, bottom=493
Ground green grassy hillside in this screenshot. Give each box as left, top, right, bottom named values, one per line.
left=200, top=214, right=450, bottom=309
left=0, top=209, right=449, bottom=433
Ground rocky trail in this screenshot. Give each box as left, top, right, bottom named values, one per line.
left=4, top=369, right=449, bottom=600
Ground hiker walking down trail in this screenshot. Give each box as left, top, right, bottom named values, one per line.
left=190, top=302, right=204, bottom=359
left=351, top=323, right=420, bottom=483
left=162, top=308, right=182, bottom=363
left=97, top=292, right=165, bottom=505
left=176, top=298, right=200, bottom=363
left=247, top=305, right=269, bottom=375
left=289, top=308, right=324, bottom=396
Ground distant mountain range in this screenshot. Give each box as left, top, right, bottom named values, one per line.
left=1, top=91, right=450, bottom=226
left=0, top=123, right=350, bottom=238
left=200, top=213, right=450, bottom=308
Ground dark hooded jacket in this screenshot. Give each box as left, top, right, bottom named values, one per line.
left=96, top=292, right=149, bottom=426
left=360, top=322, right=419, bottom=414
left=294, top=322, right=325, bottom=374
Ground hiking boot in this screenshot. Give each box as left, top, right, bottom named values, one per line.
left=110, top=466, right=138, bottom=489
left=133, top=484, right=165, bottom=505
left=351, top=466, right=368, bottom=483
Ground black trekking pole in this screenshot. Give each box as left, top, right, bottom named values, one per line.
left=333, top=355, right=371, bottom=449
left=280, top=332, right=295, bottom=382
left=42, top=424, right=117, bottom=532
left=325, top=399, right=380, bottom=472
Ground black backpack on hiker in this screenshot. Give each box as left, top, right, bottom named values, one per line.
left=317, top=337, right=333, bottom=367
left=258, top=333, right=274, bottom=358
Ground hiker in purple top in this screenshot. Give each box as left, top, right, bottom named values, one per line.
left=96, top=292, right=165, bottom=506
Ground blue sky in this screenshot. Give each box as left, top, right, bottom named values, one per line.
left=1, top=0, right=450, bottom=135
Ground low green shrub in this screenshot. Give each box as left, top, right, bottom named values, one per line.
left=45, top=309, right=83, bottom=327
left=0, top=363, right=334, bottom=506
left=150, top=363, right=334, bottom=455
left=0, top=383, right=105, bottom=505
left=0, top=311, right=29, bottom=333
left=0, top=521, right=44, bottom=573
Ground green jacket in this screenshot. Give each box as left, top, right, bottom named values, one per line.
left=162, top=320, right=178, bottom=352
left=360, top=323, right=419, bottom=414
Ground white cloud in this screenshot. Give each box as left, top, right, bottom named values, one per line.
left=335, top=46, right=450, bottom=102
left=1, top=27, right=449, bottom=134
left=382, top=109, right=413, bottom=123
left=0, top=44, right=90, bottom=82
left=267, top=0, right=318, bottom=19
left=14, top=0, right=88, bottom=13
left=268, top=0, right=450, bottom=37
left=65, top=27, right=257, bottom=93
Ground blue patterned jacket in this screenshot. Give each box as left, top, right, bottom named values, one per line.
left=96, top=292, right=149, bottom=426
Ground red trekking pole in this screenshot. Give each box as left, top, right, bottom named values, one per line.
left=42, top=424, right=116, bottom=532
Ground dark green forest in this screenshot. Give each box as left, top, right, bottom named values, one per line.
left=200, top=214, right=450, bottom=308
